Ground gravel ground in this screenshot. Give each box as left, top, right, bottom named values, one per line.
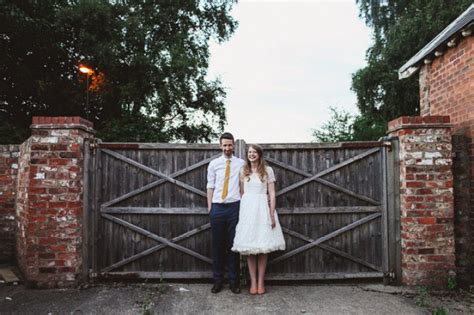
left=0, top=282, right=449, bottom=315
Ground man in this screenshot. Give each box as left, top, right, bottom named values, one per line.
left=206, top=132, right=245, bottom=294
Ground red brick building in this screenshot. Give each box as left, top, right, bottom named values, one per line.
left=399, top=4, right=474, bottom=285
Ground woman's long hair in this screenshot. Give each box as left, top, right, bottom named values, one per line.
left=242, top=144, right=268, bottom=181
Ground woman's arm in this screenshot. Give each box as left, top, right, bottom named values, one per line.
left=268, top=181, right=276, bottom=228
left=239, top=170, right=245, bottom=196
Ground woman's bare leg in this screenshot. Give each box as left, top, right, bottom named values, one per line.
left=257, top=254, right=268, bottom=293
left=247, top=255, right=257, bottom=294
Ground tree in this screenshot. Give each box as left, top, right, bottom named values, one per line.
left=312, top=106, right=387, bottom=143
left=0, top=0, right=237, bottom=144
left=352, top=0, right=472, bottom=140
left=352, top=114, right=386, bottom=141
left=312, top=107, right=354, bottom=143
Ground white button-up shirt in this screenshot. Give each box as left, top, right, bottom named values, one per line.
left=207, top=155, right=245, bottom=203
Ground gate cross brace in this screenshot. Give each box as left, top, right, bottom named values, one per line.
left=265, top=147, right=380, bottom=205
left=101, top=149, right=219, bottom=206
left=102, top=213, right=213, bottom=266
left=102, top=222, right=211, bottom=272
left=269, top=212, right=381, bottom=265
left=279, top=227, right=381, bottom=272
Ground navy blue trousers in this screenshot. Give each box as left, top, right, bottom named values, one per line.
left=210, top=201, right=240, bottom=284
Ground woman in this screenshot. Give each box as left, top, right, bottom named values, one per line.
left=231, top=144, right=286, bottom=295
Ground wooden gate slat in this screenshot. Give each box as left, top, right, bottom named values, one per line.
left=102, top=149, right=207, bottom=197
left=102, top=223, right=211, bottom=272
left=101, top=153, right=220, bottom=208
left=311, top=177, right=380, bottom=205
left=102, top=207, right=209, bottom=214
left=280, top=227, right=381, bottom=272
left=269, top=213, right=381, bottom=265
left=265, top=272, right=383, bottom=280
left=101, top=213, right=212, bottom=264
left=101, top=206, right=381, bottom=215
left=276, top=147, right=380, bottom=197
left=266, top=154, right=380, bottom=204
left=315, top=147, right=380, bottom=177
left=101, top=271, right=213, bottom=279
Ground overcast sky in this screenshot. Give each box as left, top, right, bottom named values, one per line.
left=207, top=0, right=372, bottom=143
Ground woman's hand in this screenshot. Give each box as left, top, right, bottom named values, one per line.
left=271, top=214, right=276, bottom=229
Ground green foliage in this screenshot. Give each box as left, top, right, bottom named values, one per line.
left=138, top=291, right=155, bottom=315
left=352, top=0, right=473, bottom=130
left=432, top=306, right=448, bottom=315
left=447, top=276, right=457, bottom=290
left=312, top=107, right=354, bottom=143
left=415, top=286, right=430, bottom=308
left=312, top=106, right=387, bottom=142
left=0, top=0, right=237, bottom=144
left=352, top=114, right=386, bottom=141
left=0, top=116, right=29, bottom=144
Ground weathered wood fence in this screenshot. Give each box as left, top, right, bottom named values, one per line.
left=85, top=140, right=400, bottom=282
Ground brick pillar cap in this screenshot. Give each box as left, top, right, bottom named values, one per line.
left=31, top=116, right=95, bottom=134
left=387, top=116, right=451, bottom=134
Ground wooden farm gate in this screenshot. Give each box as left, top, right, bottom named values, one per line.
left=84, top=140, right=400, bottom=282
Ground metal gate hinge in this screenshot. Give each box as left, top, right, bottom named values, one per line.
left=383, top=141, right=393, bottom=151
left=89, top=140, right=98, bottom=152
left=389, top=271, right=396, bottom=280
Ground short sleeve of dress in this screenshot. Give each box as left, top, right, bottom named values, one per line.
left=266, top=166, right=276, bottom=183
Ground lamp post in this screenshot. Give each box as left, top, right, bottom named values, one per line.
left=79, top=65, right=93, bottom=119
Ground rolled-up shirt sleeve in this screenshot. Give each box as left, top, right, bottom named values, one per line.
left=206, top=161, right=215, bottom=189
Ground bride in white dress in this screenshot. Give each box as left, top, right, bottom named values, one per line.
left=231, top=144, right=285, bottom=295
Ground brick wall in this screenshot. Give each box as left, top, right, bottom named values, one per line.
left=419, top=36, right=474, bottom=126
left=388, top=116, right=455, bottom=286
left=418, top=35, right=473, bottom=285
left=16, top=117, right=94, bottom=288
left=0, top=145, right=19, bottom=262
left=452, top=135, right=471, bottom=285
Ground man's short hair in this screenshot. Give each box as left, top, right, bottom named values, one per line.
left=219, top=132, right=234, bottom=143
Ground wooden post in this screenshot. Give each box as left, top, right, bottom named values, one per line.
left=235, top=139, right=246, bottom=159
left=82, top=138, right=91, bottom=280
left=386, top=137, right=402, bottom=284
left=91, top=142, right=102, bottom=277
left=381, top=145, right=390, bottom=285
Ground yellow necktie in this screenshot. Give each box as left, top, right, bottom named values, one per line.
left=221, top=160, right=231, bottom=200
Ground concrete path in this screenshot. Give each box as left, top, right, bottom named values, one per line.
left=0, top=283, right=429, bottom=314
left=155, top=283, right=424, bottom=315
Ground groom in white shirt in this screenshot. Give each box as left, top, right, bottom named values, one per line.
left=207, top=132, right=245, bottom=294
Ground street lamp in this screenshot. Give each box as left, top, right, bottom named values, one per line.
left=79, top=65, right=93, bottom=119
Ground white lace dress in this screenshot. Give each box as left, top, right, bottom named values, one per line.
left=231, top=166, right=286, bottom=255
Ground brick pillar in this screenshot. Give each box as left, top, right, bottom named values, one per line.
left=16, top=117, right=94, bottom=288
left=388, top=116, right=455, bottom=287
